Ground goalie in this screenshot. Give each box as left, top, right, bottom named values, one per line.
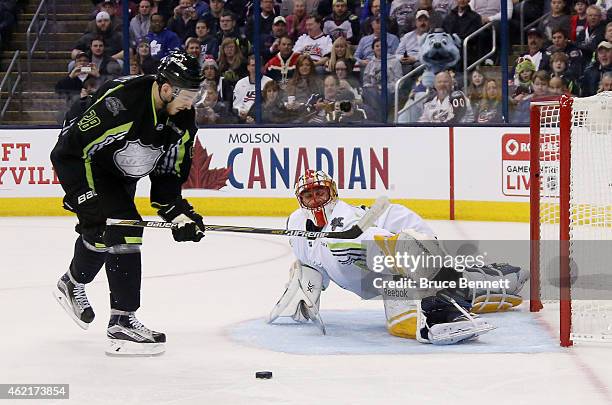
left=268, top=170, right=528, bottom=345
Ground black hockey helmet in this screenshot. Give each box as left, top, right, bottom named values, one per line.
left=156, top=50, right=204, bottom=91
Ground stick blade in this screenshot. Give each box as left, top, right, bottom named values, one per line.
left=356, top=196, right=390, bottom=231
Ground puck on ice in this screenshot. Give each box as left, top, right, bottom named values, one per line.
left=255, top=371, right=273, bottom=379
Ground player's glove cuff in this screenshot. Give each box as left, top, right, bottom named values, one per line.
left=156, top=198, right=205, bottom=242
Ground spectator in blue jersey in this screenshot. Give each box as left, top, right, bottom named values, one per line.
left=146, top=13, right=182, bottom=60
left=355, top=16, right=400, bottom=68
left=195, top=19, right=219, bottom=61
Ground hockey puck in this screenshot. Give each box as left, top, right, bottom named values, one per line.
left=255, top=371, right=273, bottom=379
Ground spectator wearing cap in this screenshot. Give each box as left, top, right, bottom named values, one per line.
left=405, top=0, right=443, bottom=32
left=513, top=27, right=548, bottom=75
left=201, top=0, right=225, bottom=35
left=261, top=16, right=290, bottom=63
left=264, top=35, right=301, bottom=90
left=168, top=0, right=199, bottom=42
left=55, top=52, right=100, bottom=106
left=543, top=28, right=584, bottom=79
left=355, top=16, right=400, bottom=68
left=193, top=0, right=210, bottom=17
left=199, top=57, right=234, bottom=105
left=216, top=11, right=251, bottom=57
left=146, top=13, right=182, bottom=60
left=389, top=0, right=420, bottom=36
left=576, top=5, right=607, bottom=65
left=285, top=0, right=309, bottom=41
left=395, top=9, right=430, bottom=74
left=322, top=0, right=360, bottom=45
left=72, top=11, right=123, bottom=60
left=195, top=19, right=219, bottom=60
left=581, top=41, right=612, bottom=96
left=570, top=0, right=588, bottom=41
left=130, top=0, right=152, bottom=47
left=294, top=14, right=333, bottom=71
left=537, top=0, right=570, bottom=42
left=88, top=0, right=124, bottom=34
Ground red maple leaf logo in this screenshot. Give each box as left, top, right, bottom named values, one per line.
left=183, top=137, right=231, bottom=190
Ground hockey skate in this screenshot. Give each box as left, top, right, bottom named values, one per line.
left=106, top=310, right=166, bottom=356
left=417, top=290, right=495, bottom=345
left=53, top=272, right=95, bottom=330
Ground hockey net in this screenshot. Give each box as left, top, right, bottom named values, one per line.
left=530, top=92, right=612, bottom=347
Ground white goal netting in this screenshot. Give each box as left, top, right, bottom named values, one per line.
left=534, top=92, right=612, bottom=344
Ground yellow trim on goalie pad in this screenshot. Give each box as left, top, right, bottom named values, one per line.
left=386, top=310, right=418, bottom=339
left=471, top=294, right=523, bottom=314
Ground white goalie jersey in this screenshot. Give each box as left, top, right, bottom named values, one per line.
left=287, top=200, right=435, bottom=299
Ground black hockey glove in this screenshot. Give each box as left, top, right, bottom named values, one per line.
left=157, top=198, right=205, bottom=242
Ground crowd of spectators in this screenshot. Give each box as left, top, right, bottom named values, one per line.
left=52, top=0, right=612, bottom=125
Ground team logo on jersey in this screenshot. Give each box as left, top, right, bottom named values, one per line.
left=77, top=110, right=101, bottom=131
left=105, top=97, right=126, bottom=117
left=330, top=217, right=344, bottom=231
left=113, top=140, right=164, bottom=177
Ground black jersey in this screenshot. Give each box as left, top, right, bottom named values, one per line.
left=51, top=75, right=197, bottom=207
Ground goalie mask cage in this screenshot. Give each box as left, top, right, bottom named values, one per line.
left=530, top=92, right=612, bottom=347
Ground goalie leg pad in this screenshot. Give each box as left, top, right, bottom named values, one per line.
left=268, top=261, right=325, bottom=333
left=464, top=263, right=528, bottom=313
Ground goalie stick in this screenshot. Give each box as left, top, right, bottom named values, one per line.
left=106, top=196, right=390, bottom=239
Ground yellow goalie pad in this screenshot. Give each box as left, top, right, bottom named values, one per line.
left=471, top=294, right=523, bottom=314
left=386, top=309, right=418, bottom=339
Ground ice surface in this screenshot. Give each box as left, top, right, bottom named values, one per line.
left=0, top=217, right=611, bottom=405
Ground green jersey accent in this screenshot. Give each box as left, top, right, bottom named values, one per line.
left=83, top=122, right=134, bottom=190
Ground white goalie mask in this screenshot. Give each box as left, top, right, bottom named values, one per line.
left=295, top=169, right=339, bottom=228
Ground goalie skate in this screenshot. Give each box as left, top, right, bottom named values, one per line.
left=105, top=311, right=166, bottom=356
left=53, top=272, right=95, bottom=330
left=417, top=291, right=495, bottom=345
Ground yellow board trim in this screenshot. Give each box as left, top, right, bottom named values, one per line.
left=0, top=197, right=530, bottom=222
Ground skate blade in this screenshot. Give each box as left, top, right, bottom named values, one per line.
left=429, top=321, right=496, bottom=345
left=105, top=339, right=166, bottom=357
left=304, top=306, right=326, bottom=335
left=52, top=290, right=90, bottom=330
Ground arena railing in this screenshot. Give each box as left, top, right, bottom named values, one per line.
left=394, top=64, right=426, bottom=123
left=463, top=22, right=496, bottom=92
left=26, top=0, right=56, bottom=87
left=0, top=50, right=23, bottom=123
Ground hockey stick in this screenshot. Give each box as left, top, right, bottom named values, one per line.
left=106, top=196, right=390, bottom=239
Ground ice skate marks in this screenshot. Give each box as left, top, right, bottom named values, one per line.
left=228, top=309, right=560, bottom=354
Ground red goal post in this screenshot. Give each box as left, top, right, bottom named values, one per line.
left=529, top=92, right=612, bottom=347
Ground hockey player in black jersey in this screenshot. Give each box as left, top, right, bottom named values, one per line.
left=51, top=51, right=205, bottom=356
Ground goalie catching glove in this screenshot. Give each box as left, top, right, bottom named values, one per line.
left=155, top=198, right=205, bottom=242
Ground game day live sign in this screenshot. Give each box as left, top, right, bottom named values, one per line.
left=501, top=134, right=531, bottom=197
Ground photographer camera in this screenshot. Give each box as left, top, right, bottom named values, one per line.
left=333, top=99, right=368, bottom=123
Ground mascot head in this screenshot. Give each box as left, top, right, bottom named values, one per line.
left=419, top=29, right=461, bottom=74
